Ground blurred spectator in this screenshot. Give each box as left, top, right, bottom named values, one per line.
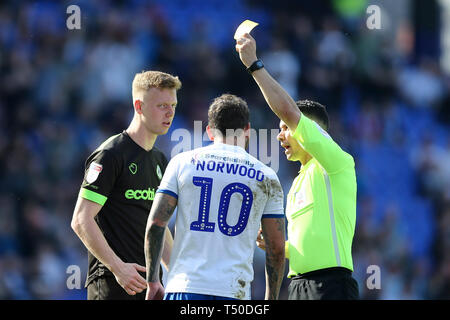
left=410, top=133, right=450, bottom=200
left=397, top=58, right=445, bottom=108
left=261, top=37, right=301, bottom=98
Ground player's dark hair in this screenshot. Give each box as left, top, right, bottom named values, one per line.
left=296, top=100, right=329, bottom=130
left=208, top=94, right=250, bottom=136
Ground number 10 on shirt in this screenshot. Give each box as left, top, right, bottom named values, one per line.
left=190, top=176, right=253, bottom=237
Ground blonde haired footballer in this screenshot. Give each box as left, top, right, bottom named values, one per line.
left=71, top=70, right=181, bottom=300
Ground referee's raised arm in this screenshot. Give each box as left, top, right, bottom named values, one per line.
left=235, top=33, right=301, bottom=132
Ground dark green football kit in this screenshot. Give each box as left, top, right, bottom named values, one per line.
left=79, top=131, right=167, bottom=300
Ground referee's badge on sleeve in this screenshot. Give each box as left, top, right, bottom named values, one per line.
left=86, top=162, right=103, bottom=184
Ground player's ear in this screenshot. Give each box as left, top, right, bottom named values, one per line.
left=134, top=100, right=143, bottom=114
left=206, top=125, right=215, bottom=141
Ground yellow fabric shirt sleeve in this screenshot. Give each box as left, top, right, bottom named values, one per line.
left=292, top=115, right=353, bottom=174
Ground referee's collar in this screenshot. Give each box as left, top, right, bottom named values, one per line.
left=299, top=158, right=314, bottom=173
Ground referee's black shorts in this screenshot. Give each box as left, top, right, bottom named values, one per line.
left=288, top=267, right=359, bottom=300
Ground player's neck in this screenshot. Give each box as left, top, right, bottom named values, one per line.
left=126, top=120, right=157, bottom=152
left=299, top=152, right=312, bottom=166
left=214, top=137, right=247, bottom=150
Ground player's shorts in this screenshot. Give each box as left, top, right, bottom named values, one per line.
left=87, top=273, right=146, bottom=300
left=288, top=267, right=359, bottom=300
left=86, top=265, right=162, bottom=300
left=164, top=292, right=239, bottom=300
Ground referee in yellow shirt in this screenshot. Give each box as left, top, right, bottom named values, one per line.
left=236, top=33, right=359, bottom=300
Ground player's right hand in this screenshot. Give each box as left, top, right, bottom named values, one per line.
left=145, top=281, right=165, bottom=300
left=113, top=262, right=148, bottom=295
left=256, top=228, right=266, bottom=251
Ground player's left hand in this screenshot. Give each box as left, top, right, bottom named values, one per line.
left=235, top=33, right=258, bottom=68
left=145, top=281, right=165, bottom=300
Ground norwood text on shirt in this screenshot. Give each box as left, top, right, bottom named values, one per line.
left=194, top=158, right=265, bottom=182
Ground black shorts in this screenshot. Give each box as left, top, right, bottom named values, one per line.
left=86, top=265, right=163, bottom=300
left=87, top=274, right=146, bottom=300
left=288, top=267, right=359, bottom=300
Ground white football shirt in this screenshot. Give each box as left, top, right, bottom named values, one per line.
left=158, top=142, right=284, bottom=299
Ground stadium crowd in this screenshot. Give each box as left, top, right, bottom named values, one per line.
left=0, top=0, right=449, bottom=299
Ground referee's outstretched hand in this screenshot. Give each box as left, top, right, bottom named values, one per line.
left=113, top=262, right=148, bottom=296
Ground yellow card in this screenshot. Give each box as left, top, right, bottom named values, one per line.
left=234, top=20, right=259, bottom=39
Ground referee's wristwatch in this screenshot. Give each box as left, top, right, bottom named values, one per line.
left=246, top=59, right=264, bottom=74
